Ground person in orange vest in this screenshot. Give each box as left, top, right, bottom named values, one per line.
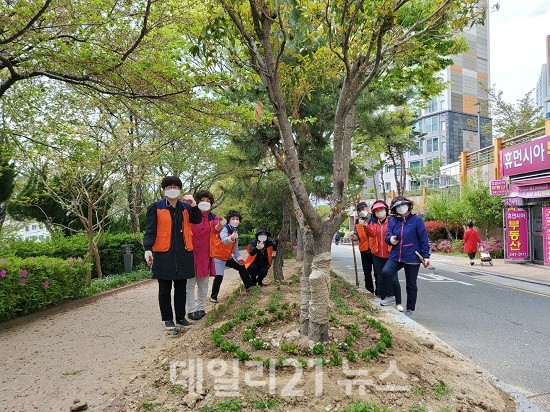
left=210, top=210, right=255, bottom=303
left=351, top=201, right=375, bottom=295
left=245, top=228, right=277, bottom=286
left=364, top=200, right=392, bottom=300
left=143, top=176, right=202, bottom=332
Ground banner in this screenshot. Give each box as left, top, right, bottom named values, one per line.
left=505, top=209, right=529, bottom=260
left=489, top=180, right=507, bottom=195
left=500, top=135, right=550, bottom=177
left=544, top=207, right=550, bottom=265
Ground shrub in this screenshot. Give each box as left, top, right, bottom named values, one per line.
left=0, top=256, right=88, bottom=322
left=479, top=238, right=504, bottom=259
left=436, top=240, right=453, bottom=253
left=424, top=220, right=448, bottom=241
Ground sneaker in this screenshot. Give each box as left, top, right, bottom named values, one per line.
left=405, top=310, right=414, bottom=318
left=396, top=304, right=405, bottom=312
left=197, top=310, right=206, bottom=318
left=380, top=296, right=396, bottom=306
left=176, top=318, right=193, bottom=329
left=188, top=311, right=201, bottom=320
left=210, top=297, right=218, bottom=303
left=470, top=261, right=474, bottom=266
left=164, top=320, right=176, bottom=331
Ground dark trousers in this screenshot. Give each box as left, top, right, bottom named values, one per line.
left=158, top=279, right=187, bottom=322
left=372, top=255, right=388, bottom=298
left=360, top=250, right=375, bottom=293
left=210, top=259, right=255, bottom=299
left=468, top=252, right=476, bottom=260
left=381, top=260, right=420, bottom=311
left=248, top=262, right=269, bottom=285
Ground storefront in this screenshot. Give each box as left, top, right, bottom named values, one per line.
left=500, top=135, right=550, bottom=265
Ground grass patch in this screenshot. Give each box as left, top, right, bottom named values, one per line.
left=342, top=401, right=392, bottom=412
left=253, top=397, right=282, bottom=410
left=432, top=381, right=452, bottom=397
left=82, top=268, right=151, bottom=296
left=199, top=399, right=242, bottom=412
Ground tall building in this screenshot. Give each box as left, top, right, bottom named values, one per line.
left=374, top=14, right=491, bottom=195
left=535, top=35, right=550, bottom=118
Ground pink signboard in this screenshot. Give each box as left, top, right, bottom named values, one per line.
left=508, top=182, right=550, bottom=198
left=505, top=209, right=529, bottom=260
left=544, top=207, right=550, bottom=265
left=500, top=135, right=550, bottom=177
left=489, top=179, right=507, bottom=195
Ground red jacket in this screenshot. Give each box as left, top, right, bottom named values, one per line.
left=365, top=220, right=391, bottom=258
left=463, top=227, right=481, bottom=253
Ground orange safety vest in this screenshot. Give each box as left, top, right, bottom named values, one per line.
left=365, top=220, right=392, bottom=258
left=354, top=222, right=371, bottom=252
left=152, top=208, right=193, bottom=252
left=244, top=244, right=273, bottom=269
left=210, top=227, right=236, bottom=261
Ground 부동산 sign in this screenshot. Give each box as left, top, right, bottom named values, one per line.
left=505, top=209, right=529, bottom=260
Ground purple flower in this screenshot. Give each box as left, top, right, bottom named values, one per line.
left=19, top=269, right=28, bottom=278
left=43, top=280, right=49, bottom=288
left=19, top=278, right=26, bottom=286
left=0, top=269, right=6, bottom=278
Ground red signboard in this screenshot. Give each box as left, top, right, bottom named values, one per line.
left=544, top=207, right=550, bottom=265
left=500, top=135, right=550, bottom=177
left=505, top=209, right=529, bottom=260
left=489, top=180, right=507, bottom=195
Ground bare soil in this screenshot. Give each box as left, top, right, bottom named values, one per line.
left=102, top=260, right=516, bottom=412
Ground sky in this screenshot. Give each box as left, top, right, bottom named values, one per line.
left=489, top=0, right=550, bottom=103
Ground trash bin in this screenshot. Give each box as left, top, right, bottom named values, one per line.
left=121, top=244, right=134, bottom=274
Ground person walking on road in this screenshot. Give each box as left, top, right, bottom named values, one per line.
left=463, top=221, right=481, bottom=266
left=380, top=196, right=430, bottom=318
left=186, top=190, right=225, bottom=321
left=364, top=200, right=392, bottom=300
left=209, top=210, right=255, bottom=303
left=143, top=176, right=202, bottom=332
left=351, top=201, right=376, bottom=295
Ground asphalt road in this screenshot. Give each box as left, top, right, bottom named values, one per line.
left=330, top=244, right=550, bottom=411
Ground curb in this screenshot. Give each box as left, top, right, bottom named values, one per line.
left=0, top=278, right=154, bottom=333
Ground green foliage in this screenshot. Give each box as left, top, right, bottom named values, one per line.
left=253, top=397, right=281, bottom=410
left=460, top=179, right=503, bottom=235
left=0, top=256, right=88, bottom=321
left=432, top=381, right=452, bottom=397
left=3, top=232, right=145, bottom=277
left=341, top=401, right=392, bottom=412
left=82, top=269, right=151, bottom=296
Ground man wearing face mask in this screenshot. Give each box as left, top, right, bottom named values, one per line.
left=244, top=228, right=277, bottom=286
left=351, top=201, right=376, bottom=295
left=380, top=196, right=430, bottom=319
left=210, top=210, right=255, bottom=302
left=364, top=200, right=392, bottom=301
left=186, top=190, right=226, bottom=321
left=143, top=176, right=202, bottom=332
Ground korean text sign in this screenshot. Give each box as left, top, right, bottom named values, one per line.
left=543, top=207, right=550, bottom=265
left=500, top=135, right=550, bottom=177
left=505, top=209, right=529, bottom=260
left=489, top=180, right=507, bottom=195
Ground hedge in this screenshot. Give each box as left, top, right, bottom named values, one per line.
left=0, top=256, right=88, bottom=322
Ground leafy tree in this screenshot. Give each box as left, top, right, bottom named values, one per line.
left=486, top=87, right=545, bottom=139
left=201, top=0, right=483, bottom=342
left=0, top=146, right=16, bottom=231
left=460, top=178, right=503, bottom=238
left=426, top=187, right=465, bottom=239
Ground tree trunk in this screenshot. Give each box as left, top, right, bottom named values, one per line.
left=299, top=225, right=314, bottom=336
left=273, top=197, right=291, bottom=282
left=0, top=202, right=6, bottom=232
left=308, top=252, right=331, bottom=343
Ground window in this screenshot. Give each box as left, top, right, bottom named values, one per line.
left=384, top=164, right=392, bottom=173
left=425, top=116, right=439, bottom=133
left=427, top=137, right=439, bottom=152
left=385, top=182, right=391, bottom=191
left=427, top=97, right=438, bottom=113
left=31, top=224, right=37, bottom=230
left=409, top=160, right=422, bottom=169
left=409, top=180, right=420, bottom=191
left=409, top=141, right=422, bottom=156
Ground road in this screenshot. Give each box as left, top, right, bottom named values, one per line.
left=331, top=244, right=550, bottom=412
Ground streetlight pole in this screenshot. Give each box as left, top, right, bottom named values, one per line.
left=476, top=102, right=481, bottom=142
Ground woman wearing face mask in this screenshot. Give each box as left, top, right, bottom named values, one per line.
left=186, top=190, right=226, bottom=321
left=209, top=210, right=255, bottom=302
left=364, top=200, right=392, bottom=301
left=244, top=228, right=277, bottom=286
left=351, top=202, right=375, bottom=295
left=143, top=176, right=202, bottom=332
left=380, top=196, right=430, bottom=319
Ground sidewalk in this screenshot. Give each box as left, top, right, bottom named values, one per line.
left=430, top=253, right=550, bottom=286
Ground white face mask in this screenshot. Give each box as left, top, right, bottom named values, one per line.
left=258, top=235, right=267, bottom=242
left=198, top=201, right=211, bottom=211
left=230, top=219, right=240, bottom=227
left=396, top=205, right=409, bottom=215
left=375, top=210, right=386, bottom=219
left=359, top=210, right=369, bottom=218
left=164, top=188, right=180, bottom=199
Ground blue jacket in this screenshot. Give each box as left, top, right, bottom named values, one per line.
left=385, top=214, right=430, bottom=264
